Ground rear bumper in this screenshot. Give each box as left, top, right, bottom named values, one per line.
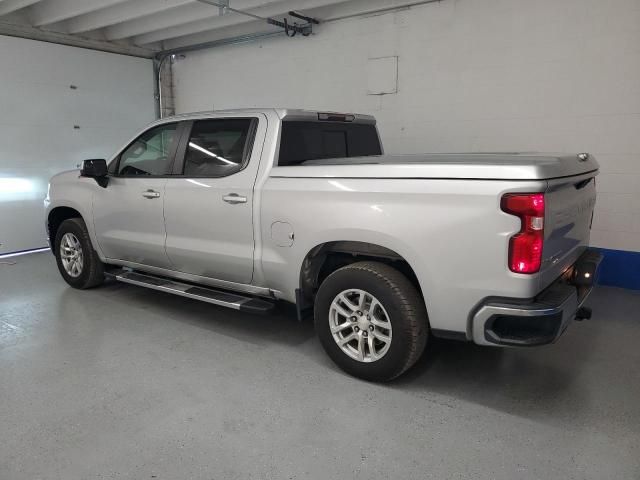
left=471, top=248, right=603, bottom=347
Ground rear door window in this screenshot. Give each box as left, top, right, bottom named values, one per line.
left=183, top=119, right=255, bottom=177
left=278, top=121, right=382, bottom=166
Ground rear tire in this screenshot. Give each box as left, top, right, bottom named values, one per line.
left=54, top=218, right=105, bottom=289
left=314, top=261, right=428, bottom=382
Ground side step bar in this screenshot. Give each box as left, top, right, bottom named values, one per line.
left=112, top=270, right=275, bottom=314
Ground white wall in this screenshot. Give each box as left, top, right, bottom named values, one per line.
left=0, top=36, right=155, bottom=254
left=173, top=0, right=640, bottom=253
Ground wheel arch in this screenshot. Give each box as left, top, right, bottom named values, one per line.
left=298, top=241, right=424, bottom=304
left=47, top=206, right=83, bottom=250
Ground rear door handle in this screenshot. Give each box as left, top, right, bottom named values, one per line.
left=223, top=193, right=248, bottom=204
left=142, top=190, right=161, bottom=199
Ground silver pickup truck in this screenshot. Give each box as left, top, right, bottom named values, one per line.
left=45, top=109, right=602, bottom=381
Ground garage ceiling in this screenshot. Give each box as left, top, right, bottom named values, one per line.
left=0, top=0, right=427, bottom=58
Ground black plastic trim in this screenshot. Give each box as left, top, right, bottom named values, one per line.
left=295, top=288, right=313, bottom=322
left=431, top=329, right=469, bottom=342
left=185, top=286, right=244, bottom=303
left=484, top=312, right=563, bottom=346
left=239, top=298, right=275, bottom=315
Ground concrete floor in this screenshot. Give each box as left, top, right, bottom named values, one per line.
left=1, top=253, right=639, bottom=480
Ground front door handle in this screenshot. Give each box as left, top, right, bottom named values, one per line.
left=142, top=190, right=161, bottom=199
left=223, top=193, right=248, bottom=205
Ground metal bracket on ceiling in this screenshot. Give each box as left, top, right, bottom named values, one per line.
left=267, top=11, right=320, bottom=37
left=196, top=1, right=319, bottom=38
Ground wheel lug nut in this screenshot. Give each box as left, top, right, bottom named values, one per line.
left=357, top=311, right=362, bottom=316
left=354, top=327, right=360, bottom=332
left=363, top=331, right=368, bottom=337
left=369, top=325, right=374, bottom=331
left=350, top=316, right=357, bottom=322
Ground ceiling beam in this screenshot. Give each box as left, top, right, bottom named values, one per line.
left=0, top=20, right=157, bottom=57
left=0, top=0, right=42, bottom=16
left=63, top=0, right=194, bottom=34
left=104, top=0, right=281, bottom=41
left=159, top=0, right=442, bottom=51
left=133, top=0, right=352, bottom=45
left=29, top=0, right=131, bottom=26
left=160, top=21, right=282, bottom=53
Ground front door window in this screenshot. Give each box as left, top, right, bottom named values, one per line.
left=117, top=123, right=179, bottom=176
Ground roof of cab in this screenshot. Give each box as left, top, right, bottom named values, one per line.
left=152, top=108, right=376, bottom=124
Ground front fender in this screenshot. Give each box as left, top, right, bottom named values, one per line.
left=46, top=171, right=104, bottom=259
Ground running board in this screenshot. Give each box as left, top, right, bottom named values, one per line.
left=113, top=271, right=274, bottom=314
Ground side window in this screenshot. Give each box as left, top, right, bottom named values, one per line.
left=183, top=119, right=254, bottom=177
left=117, top=123, right=179, bottom=176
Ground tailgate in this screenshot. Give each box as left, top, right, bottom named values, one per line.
left=539, top=172, right=598, bottom=290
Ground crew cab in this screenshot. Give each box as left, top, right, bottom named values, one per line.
left=45, top=109, right=602, bottom=381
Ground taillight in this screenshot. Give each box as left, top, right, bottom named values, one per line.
left=501, top=193, right=545, bottom=274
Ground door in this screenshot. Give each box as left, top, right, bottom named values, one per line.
left=163, top=116, right=265, bottom=284
left=93, top=122, right=181, bottom=268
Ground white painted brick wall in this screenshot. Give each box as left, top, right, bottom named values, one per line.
left=173, top=0, right=640, bottom=252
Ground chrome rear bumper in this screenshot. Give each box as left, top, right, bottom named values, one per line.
left=471, top=248, right=603, bottom=347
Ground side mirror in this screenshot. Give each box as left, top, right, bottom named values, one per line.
left=80, top=159, right=109, bottom=187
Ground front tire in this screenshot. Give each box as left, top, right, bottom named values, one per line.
left=314, top=261, right=428, bottom=382
left=54, top=218, right=105, bottom=289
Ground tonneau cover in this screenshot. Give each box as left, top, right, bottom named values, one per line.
left=271, top=153, right=599, bottom=180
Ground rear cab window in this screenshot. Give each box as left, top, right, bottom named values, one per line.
left=278, top=118, right=382, bottom=166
